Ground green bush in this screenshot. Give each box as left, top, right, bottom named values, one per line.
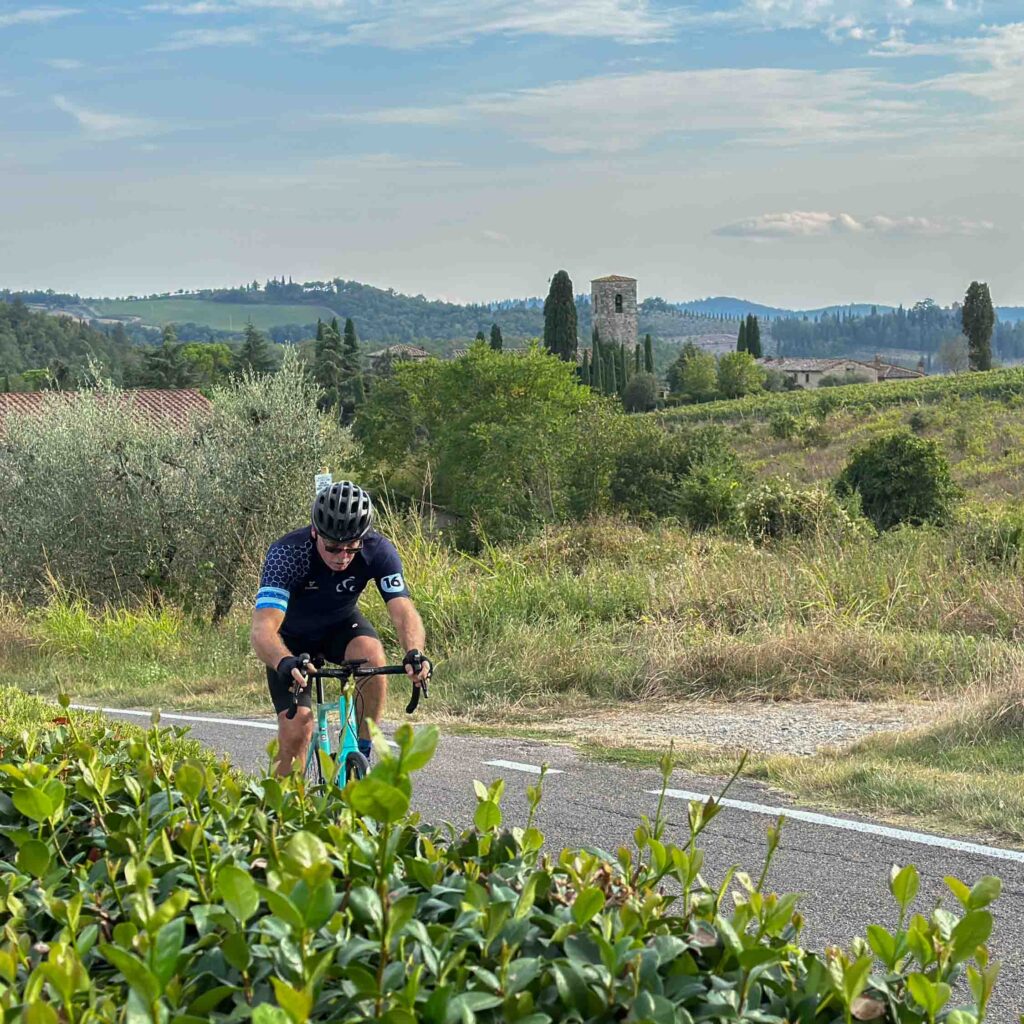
left=0, top=353, right=353, bottom=619
left=609, top=424, right=743, bottom=525
left=0, top=696, right=1004, bottom=1023
left=836, top=431, right=961, bottom=532
left=741, top=478, right=871, bottom=543
left=954, top=506, right=1024, bottom=567
left=355, top=343, right=606, bottom=544
left=769, top=410, right=799, bottom=440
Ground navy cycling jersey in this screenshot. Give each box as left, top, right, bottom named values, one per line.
left=255, top=527, right=410, bottom=638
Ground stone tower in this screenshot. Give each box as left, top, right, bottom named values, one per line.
left=591, top=275, right=637, bottom=350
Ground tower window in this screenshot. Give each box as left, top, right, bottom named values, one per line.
left=615, top=294, right=623, bottom=313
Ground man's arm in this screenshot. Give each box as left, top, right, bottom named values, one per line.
left=385, top=596, right=426, bottom=653
left=252, top=607, right=307, bottom=685
left=385, top=596, right=430, bottom=683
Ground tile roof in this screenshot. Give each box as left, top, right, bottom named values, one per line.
left=591, top=275, right=637, bottom=283
left=0, top=388, right=211, bottom=431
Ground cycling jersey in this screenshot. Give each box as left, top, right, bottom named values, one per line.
left=255, top=527, right=410, bottom=638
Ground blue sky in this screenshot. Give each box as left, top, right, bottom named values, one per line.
left=2, top=0, right=1023, bottom=307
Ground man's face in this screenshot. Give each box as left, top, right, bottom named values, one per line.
left=313, top=529, right=363, bottom=571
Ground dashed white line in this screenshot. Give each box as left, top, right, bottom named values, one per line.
left=484, top=759, right=562, bottom=775
left=650, top=788, right=1024, bottom=865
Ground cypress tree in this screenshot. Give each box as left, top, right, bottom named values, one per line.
left=737, top=320, right=747, bottom=353
left=644, top=333, right=654, bottom=374
left=605, top=349, right=617, bottom=396
left=543, top=269, right=578, bottom=361
left=748, top=316, right=762, bottom=358
left=634, top=343, right=641, bottom=373
left=580, top=350, right=590, bottom=387
left=962, top=281, right=994, bottom=371
left=490, top=323, right=503, bottom=351
left=617, top=343, right=627, bottom=391
left=475, top=330, right=486, bottom=342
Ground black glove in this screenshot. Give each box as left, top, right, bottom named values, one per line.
left=403, top=649, right=431, bottom=677
left=277, top=654, right=309, bottom=685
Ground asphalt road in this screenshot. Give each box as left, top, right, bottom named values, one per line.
left=87, top=706, right=1024, bottom=1020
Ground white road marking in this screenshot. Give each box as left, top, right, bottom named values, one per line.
left=71, top=705, right=277, bottom=730
left=70, top=704, right=401, bottom=746
left=484, top=759, right=562, bottom=775
left=650, top=788, right=1024, bottom=864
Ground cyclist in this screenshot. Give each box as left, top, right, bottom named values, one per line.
left=251, top=480, right=431, bottom=775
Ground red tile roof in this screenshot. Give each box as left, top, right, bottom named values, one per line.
left=0, top=389, right=211, bottom=431
left=591, top=274, right=636, bottom=283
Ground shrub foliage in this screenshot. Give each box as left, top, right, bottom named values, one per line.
left=0, top=693, right=1004, bottom=1023
left=835, top=432, right=961, bottom=533
left=0, top=354, right=353, bottom=619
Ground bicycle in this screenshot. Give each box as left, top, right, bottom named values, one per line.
left=286, top=654, right=429, bottom=786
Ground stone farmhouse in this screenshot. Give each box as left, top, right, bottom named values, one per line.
left=758, top=356, right=925, bottom=390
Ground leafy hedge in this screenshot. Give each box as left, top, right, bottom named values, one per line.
left=0, top=692, right=1004, bottom=1022
left=658, top=366, right=1024, bottom=426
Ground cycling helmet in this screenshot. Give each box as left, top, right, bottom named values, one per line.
left=311, top=481, right=374, bottom=541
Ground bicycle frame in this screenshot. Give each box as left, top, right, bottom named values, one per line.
left=306, top=671, right=361, bottom=784
left=292, top=657, right=427, bottom=786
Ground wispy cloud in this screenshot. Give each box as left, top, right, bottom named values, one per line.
left=155, top=25, right=262, bottom=49
left=53, top=94, right=160, bottom=139
left=0, top=5, right=79, bottom=28
left=715, top=210, right=995, bottom=239
left=144, top=0, right=672, bottom=47
left=43, top=57, right=84, bottom=69
left=335, top=66, right=931, bottom=152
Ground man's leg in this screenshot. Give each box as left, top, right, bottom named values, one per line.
left=344, top=633, right=388, bottom=740
left=275, top=705, right=314, bottom=776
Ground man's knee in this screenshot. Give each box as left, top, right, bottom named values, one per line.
left=278, top=707, right=313, bottom=749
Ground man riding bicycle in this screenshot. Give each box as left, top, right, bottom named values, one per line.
left=251, top=480, right=432, bottom=775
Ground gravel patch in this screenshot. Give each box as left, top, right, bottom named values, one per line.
left=538, top=700, right=955, bottom=756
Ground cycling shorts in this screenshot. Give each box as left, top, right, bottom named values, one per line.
left=266, top=609, right=379, bottom=715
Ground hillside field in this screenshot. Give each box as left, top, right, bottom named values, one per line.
left=93, top=297, right=338, bottom=331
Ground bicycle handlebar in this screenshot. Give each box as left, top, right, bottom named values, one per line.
left=285, top=655, right=429, bottom=719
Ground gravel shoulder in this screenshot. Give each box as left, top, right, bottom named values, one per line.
left=526, top=699, right=956, bottom=755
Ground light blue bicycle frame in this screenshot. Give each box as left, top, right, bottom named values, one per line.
left=305, top=676, right=360, bottom=784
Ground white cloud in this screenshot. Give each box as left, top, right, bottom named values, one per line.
left=53, top=95, right=160, bottom=139
left=716, top=210, right=995, bottom=238
left=336, top=66, right=930, bottom=152
left=144, top=0, right=672, bottom=47
left=481, top=229, right=509, bottom=243
left=156, top=25, right=263, bottom=49
left=43, top=57, right=84, bottom=69
left=0, top=6, right=79, bottom=28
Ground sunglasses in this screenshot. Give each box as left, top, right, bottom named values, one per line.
left=319, top=538, right=363, bottom=556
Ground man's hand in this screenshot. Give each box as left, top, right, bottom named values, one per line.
left=277, top=654, right=310, bottom=689
left=403, top=649, right=432, bottom=686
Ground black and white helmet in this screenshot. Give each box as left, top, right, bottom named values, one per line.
left=311, top=481, right=374, bottom=541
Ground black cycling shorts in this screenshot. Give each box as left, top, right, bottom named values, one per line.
left=266, top=609, right=380, bottom=715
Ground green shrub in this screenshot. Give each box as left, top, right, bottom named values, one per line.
left=769, top=410, right=799, bottom=440
left=907, top=409, right=930, bottom=434
left=0, top=353, right=353, bottom=620
left=741, top=478, right=871, bottom=543
left=836, top=431, right=961, bottom=532
left=610, top=424, right=742, bottom=525
left=0, top=699, right=1004, bottom=1023
left=954, top=506, right=1024, bottom=567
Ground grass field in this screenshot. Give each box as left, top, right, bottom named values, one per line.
left=4, top=512, right=1023, bottom=845
left=92, top=297, right=338, bottom=332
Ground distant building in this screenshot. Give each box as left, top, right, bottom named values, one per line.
left=758, top=356, right=925, bottom=390
left=0, top=388, right=210, bottom=434
left=366, top=344, right=431, bottom=372
left=591, top=275, right=637, bottom=350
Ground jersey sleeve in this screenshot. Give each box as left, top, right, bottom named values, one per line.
left=255, top=542, right=308, bottom=613
left=371, top=539, right=411, bottom=602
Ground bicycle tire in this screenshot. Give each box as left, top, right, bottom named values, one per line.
left=345, top=751, right=370, bottom=783
left=305, top=741, right=327, bottom=786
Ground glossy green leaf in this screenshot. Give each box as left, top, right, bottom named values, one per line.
left=572, top=886, right=605, bottom=925
left=348, top=777, right=410, bottom=822
left=216, top=865, right=260, bottom=924
left=16, top=838, right=52, bottom=878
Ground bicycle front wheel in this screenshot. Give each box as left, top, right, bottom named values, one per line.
left=305, top=740, right=327, bottom=786
left=345, top=751, right=370, bottom=783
